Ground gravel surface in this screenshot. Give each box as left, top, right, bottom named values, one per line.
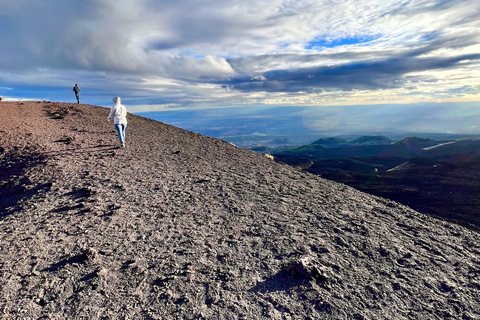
left=1, top=101, right=479, bottom=319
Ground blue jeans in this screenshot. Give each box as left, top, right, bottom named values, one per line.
left=114, top=123, right=127, bottom=143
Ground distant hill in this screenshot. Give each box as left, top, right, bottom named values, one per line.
left=350, top=135, right=392, bottom=145
left=248, top=145, right=270, bottom=153
left=395, top=136, right=434, bottom=145
left=310, top=137, right=349, bottom=148
left=273, top=136, right=480, bottom=228
left=1, top=101, right=479, bottom=319
left=270, top=137, right=295, bottom=145
left=277, top=135, right=458, bottom=159
left=309, top=136, right=392, bottom=148
left=271, top=154, right=314, bottom=170
left=288, top=144, right=326, bottom=153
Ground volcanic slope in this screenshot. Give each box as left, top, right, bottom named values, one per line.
left=0, top=101, right=479, bottom=319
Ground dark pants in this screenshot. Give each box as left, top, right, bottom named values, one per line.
left=75, top=93, right=80, bottom=103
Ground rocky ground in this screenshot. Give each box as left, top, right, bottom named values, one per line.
left=0, top=101, right=479, bottom=319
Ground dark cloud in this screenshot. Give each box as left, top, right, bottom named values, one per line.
left=220, top=51, right=480, bottom=93
left=224, top=28, right=480, bottom=92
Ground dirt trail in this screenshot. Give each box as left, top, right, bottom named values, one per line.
left=1, top=101, right=479, bottom=319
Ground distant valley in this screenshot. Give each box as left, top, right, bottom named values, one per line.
left=138, top=109, right=480, bottom=228
left=253, top=135, right=480, bottom=229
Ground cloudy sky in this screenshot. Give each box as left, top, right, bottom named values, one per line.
left=0, top=0, right=479, bottom=116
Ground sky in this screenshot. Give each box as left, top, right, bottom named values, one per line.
left=0, top=0, right=479, bottom=135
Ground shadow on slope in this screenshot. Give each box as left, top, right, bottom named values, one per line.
left=0, top=149, right=51, bottom=218
left=249, top=270, right=307, bottom=293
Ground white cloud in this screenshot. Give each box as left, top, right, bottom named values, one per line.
left=0, top=0, right=478, bottom=107
left=251, top=75, right=267, bottom=81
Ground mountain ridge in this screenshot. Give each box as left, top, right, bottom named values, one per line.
left=273, top=135, right=480, bottom=228
left=1, top=101, right=479, bottom=319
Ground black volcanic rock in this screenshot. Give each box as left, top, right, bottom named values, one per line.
left=1, top=102, right=479, bottom=319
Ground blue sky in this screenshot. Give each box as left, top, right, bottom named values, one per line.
left=0, top=0, right=479, bottom=134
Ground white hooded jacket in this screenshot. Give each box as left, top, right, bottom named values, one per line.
left=107, top=97, right=127, bottom=125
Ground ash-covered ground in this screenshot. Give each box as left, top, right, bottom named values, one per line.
left=1, top=101, right=479, bottom=319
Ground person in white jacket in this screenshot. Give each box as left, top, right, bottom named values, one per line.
left=107, top=97, right=128, bottom=148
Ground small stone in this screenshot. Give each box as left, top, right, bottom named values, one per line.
left=85, top=248, right=97, bottom=261
left=286, top=256, right=332, bottom=283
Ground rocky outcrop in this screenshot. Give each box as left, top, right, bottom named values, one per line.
left=1, top=102, right=479, bottom=319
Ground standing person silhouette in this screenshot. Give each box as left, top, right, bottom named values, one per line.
left=107, top=97, right=128, bottom=148
left=73, top=84, right=80, bottom=104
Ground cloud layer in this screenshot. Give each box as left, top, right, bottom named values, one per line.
left=0, top=0, right=478, bottom=110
